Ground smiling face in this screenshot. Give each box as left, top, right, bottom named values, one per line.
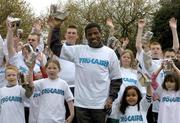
left=65, top=28, right=78, bottom=45
left=121, top=52, right=132, bottom=68
left=126, top=88, right=138, bottom=106
left=85, top=27, right=102, bottom=48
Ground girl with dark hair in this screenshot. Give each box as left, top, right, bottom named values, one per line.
left=117, top=85, right=152, bottom=123
left=151, top=72, right=180, bottom=123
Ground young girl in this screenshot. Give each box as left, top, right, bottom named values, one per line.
left=107, top=50, right=144, bottom=122
left=30, top=59, right=74, bottom=123
left=151, top=72, right=180, bottom=123
left=116, top=84, right=152, bottom=123
left=0, top=65, right=33, bottom=123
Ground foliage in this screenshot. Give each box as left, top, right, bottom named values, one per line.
left=57, top=0, right=158, bottom=51
left=0, top=0, right=35, bottom=39
left=152, top=0, right=180, bottom=50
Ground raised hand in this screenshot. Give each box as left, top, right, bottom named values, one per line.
left=169, top=17, right=177, bottom=29
left=32, top=18, right=43, bottom=33
left=106, top=18, right=114, bottom=28
left=122, top=37, right=129, bottom=49
left=6, top=18, right=17, bottom=32
left=138, top=19, right=145, bottom=29
left=47, top=16, right=63, bottom=29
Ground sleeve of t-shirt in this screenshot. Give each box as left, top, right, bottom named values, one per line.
left=109, top=51, right=121, bottom=80
left=60, top=44, right=77, bottom=63
left=64, top=82, right=74, bottom=102
left=33, top=79, right=43, bottom=92
left=140, top=94, right=152, bottom=112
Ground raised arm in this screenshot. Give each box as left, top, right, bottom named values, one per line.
left=6, top=19, right=16, bottom=58
left=106, top=18, right=115, bottom=36
left=47, top=16, right=63, bottom=57
left=136, top=19, right=145, bottom=53
left=169, top=17, right=179, bottom=52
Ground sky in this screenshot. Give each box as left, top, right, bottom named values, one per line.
left=25, top=0, right=67, bottom=16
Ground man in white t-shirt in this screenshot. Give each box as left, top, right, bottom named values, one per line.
left=48, top=18, right=122, bottom=123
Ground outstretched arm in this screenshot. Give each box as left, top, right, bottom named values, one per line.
left=6, top=19, right=16, bottom=58
left=136, top=19, right=145, bottom=53
left=47, top=16, right=63, bottom=57
left=169, top=17, right=179, bottom=52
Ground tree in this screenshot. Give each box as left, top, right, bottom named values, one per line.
left=57, top=0, right=157, bottom=51
left=152, top=0, right=180, bottom=50
left=0, top=0, right=35, bottom=39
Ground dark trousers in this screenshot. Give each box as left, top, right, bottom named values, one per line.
left=75, top=107, right=106, bottom=123
left=147, top=104, right=158, bottom=123
left=24, top=107, right=29, bottom=123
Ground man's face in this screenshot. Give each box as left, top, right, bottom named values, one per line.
left=164, top=51, right=176, bottom=59
left=65, top=28, right=78, bottom=45
left=27, top=35, right=39, bottom=50
left=85, top=27, right=102, bottom=47
left=150, top=44, right=162, bottom=59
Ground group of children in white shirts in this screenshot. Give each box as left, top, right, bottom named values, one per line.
left=0, top=16, right=180, bottom=123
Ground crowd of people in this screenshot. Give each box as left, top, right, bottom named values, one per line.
left=0, top=10, right=179, bottom=123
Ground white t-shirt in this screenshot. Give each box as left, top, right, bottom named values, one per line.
left=60, top=44, right=121, bottom=109
left=33, top=78, right=74, bottom=123
left=0, top=85, right=26, bottom=123
left=110, top=67, right=142, bottom=118
left=157, top=88, right=180, bottom=123
left=29, top=90, right=41, bottom=123
left=58, top=58, right=75, bottom=87
left=112, top=95, right=151, bottom=123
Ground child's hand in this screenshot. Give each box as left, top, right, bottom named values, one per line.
left=65, top=114, right=74, bottom=123
left=153, top=93, right=160, bottom=101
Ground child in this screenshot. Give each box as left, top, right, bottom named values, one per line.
left=151, top=72, right=180, bottom=123
left=30, top=59, right=74, bottom=123
left=0, top=65, right=33, bottom=123
left=110, top=84, right=151, bottom=123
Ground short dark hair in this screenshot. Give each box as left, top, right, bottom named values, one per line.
left=163, top=48, right=175, bottom=54
left=67, top=25, right=77, bottom=29
left=162, top=72, right=180, bottom=91
left=119, top=86, right=142, bottom=114
left=85, top=22, right=101, bottom=34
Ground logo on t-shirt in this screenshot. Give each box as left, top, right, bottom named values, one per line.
left=79, top=57, right=109, bottom=67
left=120, top=115, right=143, bottom=122
left=161, top=96, right=180, bottom=102
left=1, top=96, right=22, bottom=104
left=41, top=88, right=64, bottom=96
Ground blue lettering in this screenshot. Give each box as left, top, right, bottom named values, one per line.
left=1, top=96, right=22, bottom=104
left=120, top=115, right=143, bottom=122
left=41, top=88, right=64, bottom=96
left=79, top=57, right=109, bottom=67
